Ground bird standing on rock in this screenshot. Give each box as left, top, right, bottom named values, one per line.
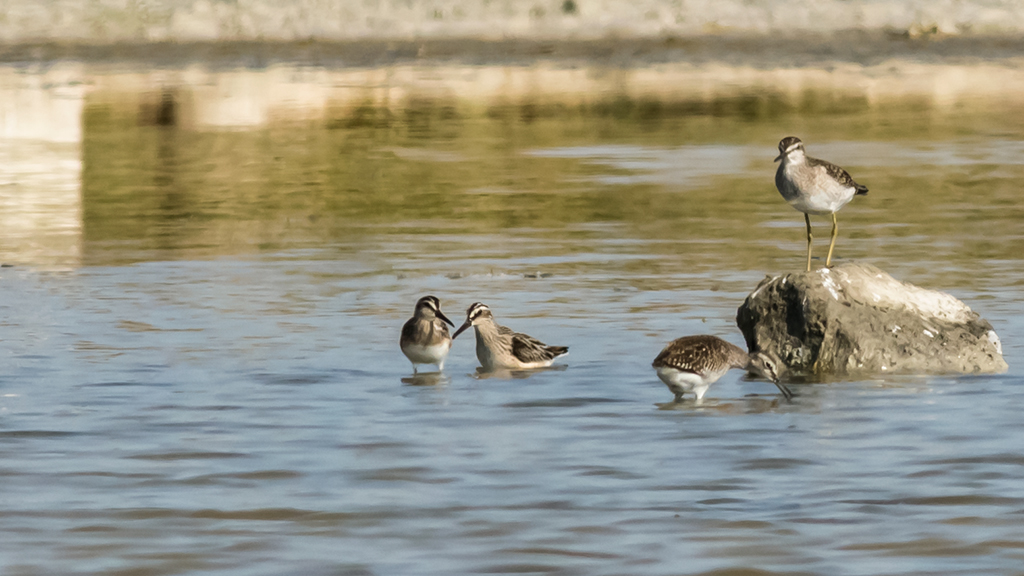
left=774, top=136, right=868, bottom=272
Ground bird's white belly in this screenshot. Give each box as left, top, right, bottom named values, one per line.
left=788, top=194, right=849, bottom=215
left=656, top=367, right=715, bottom=399
left=786, top=176, right=855, bottom=215
left=403, top=342, right=450, bottom=365
left=655, top=367, right=702, bottom=390
left=513, top=358, right=556, bottom=369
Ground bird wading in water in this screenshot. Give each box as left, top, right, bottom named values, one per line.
left=452, top=302, right=568, bottom=371
left=400, top=295, right=455, bottom=373
left=652, top=335, right=792, bottom=401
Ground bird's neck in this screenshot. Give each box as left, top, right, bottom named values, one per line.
left=785, top=151, right=807, bottom=166
left=723, top=346, right=755, bottom=370
left=473, top=321, right=503, bottom=344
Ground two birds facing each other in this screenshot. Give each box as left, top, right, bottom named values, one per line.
left=400, top=296, right=569, bottom=374
left=401, top=296, right=793, bottom=402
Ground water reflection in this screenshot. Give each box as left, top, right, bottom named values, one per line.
left=656, top=395, right=789, bottom=413
left=473, top=364, right=569, bottom=380
left=76, top=93, right=1020, bottom=289
left=0, top=65, right=84, bottom=268
left=0, top=59, right=1021, bottom=275
left=402, top=373, right=450, bottom=386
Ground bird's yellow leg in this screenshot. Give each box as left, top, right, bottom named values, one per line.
left=825, top=212, right=838, bottom=268
left=804, top=213, right=813, bottom=272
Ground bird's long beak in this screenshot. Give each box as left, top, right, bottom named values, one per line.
left=774, top=381, right=794, bottom=401
left=773, top=153, right=783, bottom=162
left=451, top=321, right=472, bottom=340
left=436, top=309, right=455, bottom=327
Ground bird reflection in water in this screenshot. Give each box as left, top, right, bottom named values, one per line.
left=401, top=372, right=450, bottom=386
left=656, top=394, right=789, bottom=413
left=472, top=364, right=568, bottom=380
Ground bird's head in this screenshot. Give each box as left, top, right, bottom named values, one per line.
left=748, top=351, right=794, bottom=400
left=452, top=302, right=492, bottom=339
left=414, top=295, right=454, bottom=327
left=775, top=136, right=804, bottom=162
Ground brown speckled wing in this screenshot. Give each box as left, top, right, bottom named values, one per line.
left=808, top=156, right=868, bottom=193
left=511, top=332, right=567, bottom=363
left=653, top=335, right=745, bottom=373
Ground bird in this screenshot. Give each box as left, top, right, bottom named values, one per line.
left=451, top=302, right=568, bottom=370
left=651, top=335, right=793, bottom=401
left=400, top=295, right=455, bottom=374
left=774, top=136, right=868, bottom=272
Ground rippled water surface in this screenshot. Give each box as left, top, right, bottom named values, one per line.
left=1, top=61, right=1023, bottom=575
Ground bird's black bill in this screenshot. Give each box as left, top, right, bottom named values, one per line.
left=774, top=381, right=794, bottom=401
left=436, top=310, right=455, bottom=327
left=773, top=153, right=783, bottom=162
left=451, top=321, right=471, bottom=340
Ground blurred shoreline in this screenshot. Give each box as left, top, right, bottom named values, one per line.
left=1, top=0, right=1023, bottom=45
left=4, top=33, right=1024, bottom=69
left=4, top=32, right=1024, bottom=135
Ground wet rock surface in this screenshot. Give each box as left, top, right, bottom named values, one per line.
left=737, top=262, right=1008, bottom=377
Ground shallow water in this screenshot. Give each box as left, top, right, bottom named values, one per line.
left=1, top=60, right=1023, bottom=575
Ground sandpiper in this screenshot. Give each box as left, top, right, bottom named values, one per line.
left=451, top=302, right=568, bottom=370
left=774, top=136, right=868, bottom=272
left=652, top=335, right=792, bottom=401
left=400, top=295, right=455, bottom=373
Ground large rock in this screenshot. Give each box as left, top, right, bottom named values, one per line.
left=736, top=263, right=1008, bottom=376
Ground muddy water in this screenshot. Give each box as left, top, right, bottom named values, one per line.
left=1, top=57, right=1023, bottom=575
